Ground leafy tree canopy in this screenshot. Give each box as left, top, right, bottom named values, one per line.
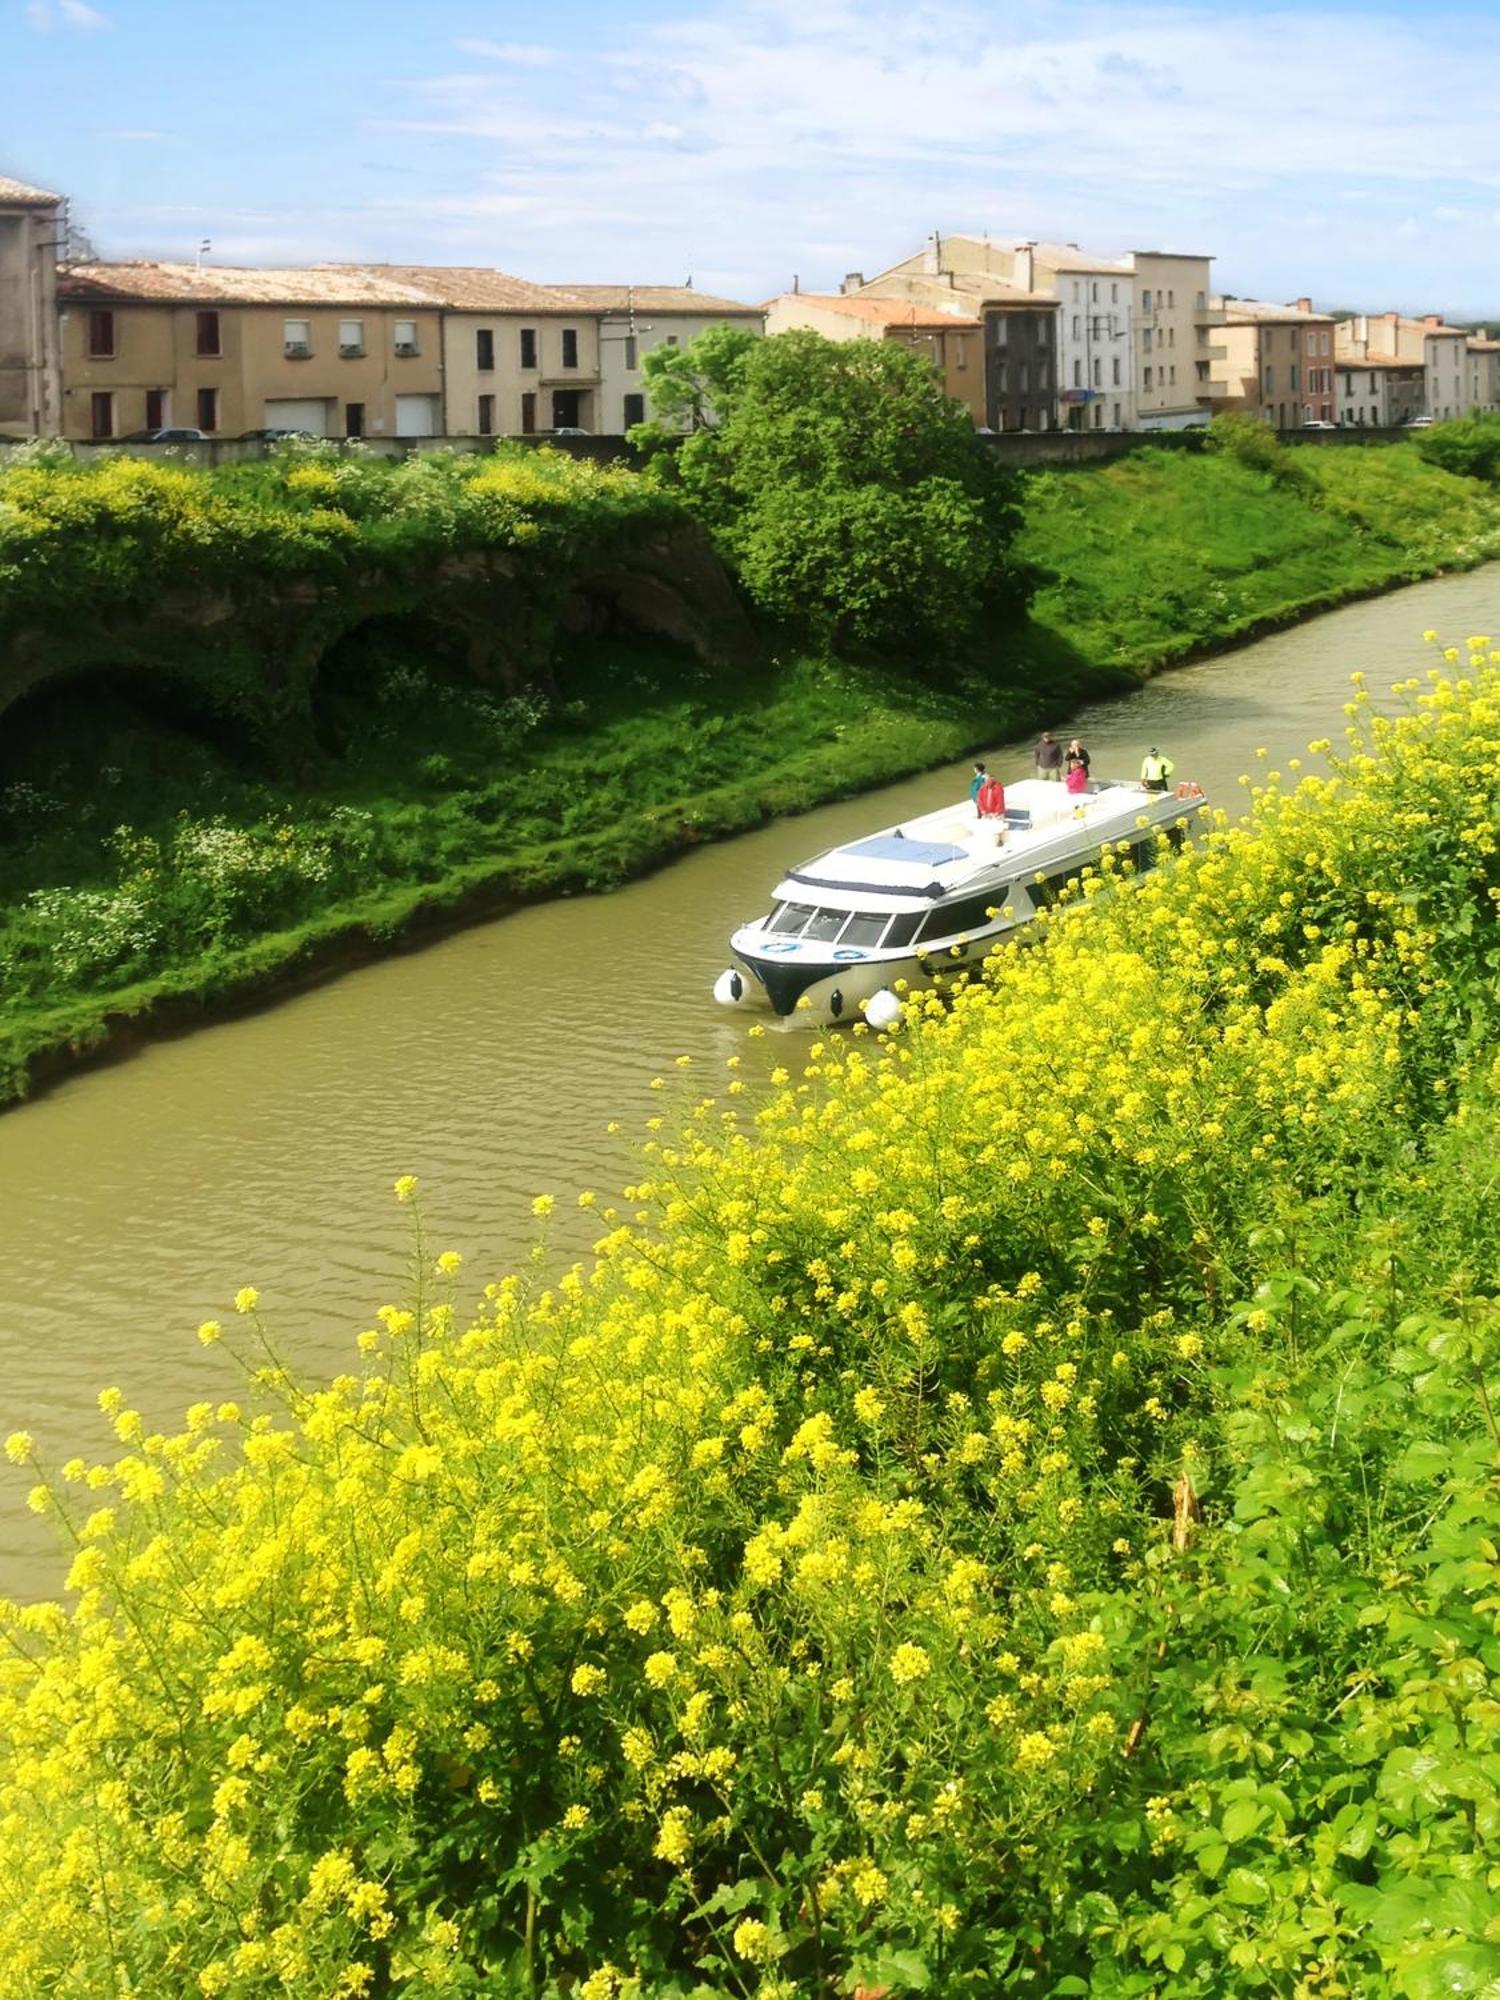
left=633, top=328, right=1030, bottom=665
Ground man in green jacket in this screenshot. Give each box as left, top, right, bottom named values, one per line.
left=1141, top=747, right=1175, bottom=793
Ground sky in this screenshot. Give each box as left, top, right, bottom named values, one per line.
left=4, top=0, right=1500, bottom=314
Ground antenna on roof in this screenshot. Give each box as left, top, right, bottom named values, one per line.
left=195, top=237, right=211, bottom=269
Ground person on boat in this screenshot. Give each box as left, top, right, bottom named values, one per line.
left=1035, top=731, right=1063, bottom=781
left=969, top=761, right=990, bottom=805
left=1141, top=747, right=1176, bottom=793
left=976, top=774, right=1007, bottom=819
left=1065, top=758, right=1089, bottom=797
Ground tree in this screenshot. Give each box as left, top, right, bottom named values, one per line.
left=633, top=328, right=1030, bottom=664
left=1415, top=412, right=1500, bottom=484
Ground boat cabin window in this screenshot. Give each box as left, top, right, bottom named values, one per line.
left=801, top=906, right=852, bottom=943
left=882, top=909, right=926, bottom=949
left=839, top=910, right=896, bottom=949
left=918, top=889, right=1007, bottom=943
left=767, top=902, right=817, bottom=935
left=1028, top=869, right=1081, bottom=910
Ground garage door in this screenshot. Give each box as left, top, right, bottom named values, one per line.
left=263, top=398, right=331, bottom=437
left=395, top=394, right=440, bottom=438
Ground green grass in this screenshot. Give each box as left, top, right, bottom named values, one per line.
left=1019, top=439, right=1500, bottom=673
left=0, top=635, right=1103, bottom=1102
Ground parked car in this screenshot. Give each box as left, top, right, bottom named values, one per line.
left=545, top=426, right=592, bottom=437
left=1300, top=420, right=1337, bottom=430
left=119, top=426, right=208, bottom=443
left=237, top=427, right=317, bottom=441
left=1402, top=415, right=1435, bottom=428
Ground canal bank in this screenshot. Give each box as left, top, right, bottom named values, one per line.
left=2, top=563, right=1498, bottom=1598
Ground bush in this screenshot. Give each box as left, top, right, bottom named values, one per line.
left=637, top=328, right=1031, bottom=666
left=4, top=639, right=1500, bottom=1994
left=1415, top=410, right=1500, bottom=484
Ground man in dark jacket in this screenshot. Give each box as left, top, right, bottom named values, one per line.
left=1035, top=731, right=1063, bottom=780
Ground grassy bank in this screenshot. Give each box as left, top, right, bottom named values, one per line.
left=1021, top=435, right=1500, bottom=671
left=0, top=634, right=1107, bottom=1102
left=4, top=644, right=1499, bottom=1995
left=4, top=434, right=1499, bottom=1103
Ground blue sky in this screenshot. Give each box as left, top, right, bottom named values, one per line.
left=4, top=0, right=1500, bottom=313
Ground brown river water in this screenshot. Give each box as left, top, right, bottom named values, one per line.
left=2, top=569, right=1497, bottom=1597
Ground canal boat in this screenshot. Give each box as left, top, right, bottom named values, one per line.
left=712, top=773, right=1206, bottom=1028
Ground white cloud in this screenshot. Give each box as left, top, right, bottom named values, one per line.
left=453, top=38, right=559, bottom=66
left=27, top=0, right=110, bottom=27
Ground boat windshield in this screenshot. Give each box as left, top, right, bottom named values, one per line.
left=801, top=907, right=851, bottom=942
left=767, top=902, right=817, bottom=935
left=838, top=910, right=895, bottom=948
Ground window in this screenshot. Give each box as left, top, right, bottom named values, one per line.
left=87, top=310, right=115, bottom=358
left=841, top=910, right=897, bottom=948
left=1290, top=363, right=1300, bottom=390
left=338, top=319, right=365, bottom=356
left=521, top=391, right=536, bottom=434
left=196, top=311, right=221, bottom=357
left=1072, top=280, right=1081, bottom=302
left=1196, top=360, right=1209, bottom=382
left=1113, top=402, right=1121, bottom=426
left=994, top=359, right=1008, bottom=393
left=520, top=327, right=537, bottom=369
left=1028, top=868, right=1082, bottom=910
left=196, top=386, right=218, bottom=432
left=1168, top=327, right=1175, bottom=347
left=1111, top=282, right=1118, bottom=304
left=993, top=316, right=1008, bottom=346
left=1169, top=365, right=1176, bottom=384
left=1072, top=314, right=1080, bottom=340
left=1264, top=364, right=1274, bottom=392
left=1093, top=402, right=1103, bottom=428
left=345, top=402, right=364, bottom=438
left=283, top=318, right=311, bottom=357
left=1112, top=357, right=1121, bottom=386
left=1092, top=358, right=1101, bottom=386
left=145, top=388, right=167, bottom=429
left=918, top=891, right=1005, bottom=944
left=1196, top=290, right=1206, bottom=310
left=665, top=333, right=679, bottom=347
left=562, top=327, right=579, bottom=369
left=476, top=328, right=495, bottom=372
left=1144, top=365, right=1153, bottom=390
left=1142, top=288, right=1152, bottom=311
left=955, top=335, right=967, bottom=369
left=624, top=334, right=637, bottom=370
left=1073, top=360, right=1082, bottom=387
left=1167, top=289, right=1175, bottom=307
left=804, top=907, right=853, bottom=943
left=623, top=391, right=645, bottom=428
left=477, top=394, right=495, bottom=436
left=1142, top=329, right=1152, bottom=354
left=90, top=390, right=114, bottom=438
left=1091, top=281, right=1099, bottom=302
left=1036, top=317, right=1048, bottom=346
left=882, top=909, right=926, bottom=949
left=393, top=320, right=419, bottom=355
left=1018, top=360, right=1029, bottom=392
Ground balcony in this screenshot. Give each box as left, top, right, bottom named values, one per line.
left=540, top=368, right=602, bottom=388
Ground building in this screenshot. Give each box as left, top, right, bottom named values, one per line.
left=763, top=290, right=983, bottom=423
left=1466, top=333, right=1500, bottom=415
left=0, top=173, right=63, bottom=438
left=1213, top=296, right=1337, bottom=428
left=56, top=262, right=445, bottom=440
left=350, top=265, right=599, bottom=438
left=1337, top=312, right=1470, bottom=422
left=1130, top=253, right=1224, bottom=429
left=552, top=286, right=764, bottom=433
left=1335, top=356, right=1425, bottom=428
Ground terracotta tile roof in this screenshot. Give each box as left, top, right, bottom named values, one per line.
left=1216, top=296, right=1335, bottom=325
left=1334, top=353, right=1424, bottom=371
left=346, top=264, right=565, bottom=311
left=863, top=272, right=1055, bottom=311
left=1017, top=239, right=1129, bottom=276
left=548, top=284, right=761, bottom=315
left=1467, top=337, right=1500, bottom=351
left=58, top=261, right=443, bottom=307
left=766, top=292, right=981, bottom=330
left=0, top=173, right=61, bottom=206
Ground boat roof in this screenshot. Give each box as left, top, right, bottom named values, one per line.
left=778, top=778, right=1189, bottom=903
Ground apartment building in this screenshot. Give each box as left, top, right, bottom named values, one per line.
left=56, top=262, right=445, bottom=439
left=1131, top=253, right=1224, bottom=428
left=0, top=174, right=62, bottom=438
left=1338, top=312, right=1470, bottom=422
left=553, top=286, right=764, bottom=433
left=1335, top=356, right=1425, bottom=428
left=1467, top=333, right=1500, bottom=414
left=763, top=290, right=984, bottom=423
left=1214, top=297, right=1337, bottom=427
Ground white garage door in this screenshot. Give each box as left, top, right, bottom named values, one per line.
left=263, top=398, right=331, bottom=437
left=395, top=394, right=440, bottom=438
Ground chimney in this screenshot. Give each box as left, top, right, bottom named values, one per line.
left=922, top=231, right=942, bottom=276
left=1295, top=296, right=1312, bottom=313
left=1015, top=241, right=1035, bottom=292
left=840, top=271, right=865, bottom=294
left=1423, top=312, right=1441, bottom=327
left=792, top=273, right=799, bottom=294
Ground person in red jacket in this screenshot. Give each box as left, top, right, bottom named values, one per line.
left=976, top=774, right=1007, bottom=819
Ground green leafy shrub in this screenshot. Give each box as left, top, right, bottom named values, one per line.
left=1415, top=410, right=1500, bottom=484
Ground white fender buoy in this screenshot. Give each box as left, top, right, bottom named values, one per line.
left=713, top=968, right=745, bottom=1007
left=864, top=988, right=903, bottom=1031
